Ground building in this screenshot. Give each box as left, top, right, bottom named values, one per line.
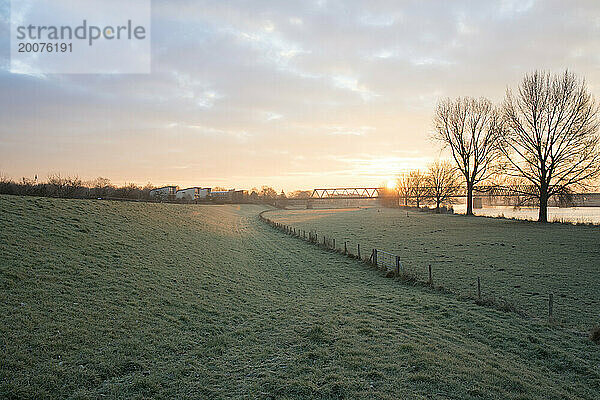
left=210, top=189, right=246, bottom=203
left=149, top=186, right=178, bottom=201
left=175, top=187, right=211, bottom=202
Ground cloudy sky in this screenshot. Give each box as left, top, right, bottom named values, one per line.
left=2, top=0, right=600, bottom=191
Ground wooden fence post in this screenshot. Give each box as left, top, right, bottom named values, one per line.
left=549, top=293, right=554, bottom=323
left=333, top=238, right=336, bottom=250
left=344, top=241, right=347, bottom=254
left=357, top=244, right=361, bottom=259
left=428, top=265, right=432, bottom=286
left=373, top=249, right=378, bottom=267
left=395, top=256, right=400, bottom=275
left=477, top=277, right=481, bottom=300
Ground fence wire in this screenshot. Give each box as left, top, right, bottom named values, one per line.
left=373, top=249, right=403, bottom=273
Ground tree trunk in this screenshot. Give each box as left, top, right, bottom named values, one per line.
left=538, top=190, right=549, bottom=223
left=466, top=183, right=474, bottom=215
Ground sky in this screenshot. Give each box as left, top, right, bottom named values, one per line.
left=2, top=0, right=600, bottom=192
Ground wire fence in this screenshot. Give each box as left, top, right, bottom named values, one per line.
left=259, top=209, right=565, bottom=328
left=371, top=249, right=404, bottom=274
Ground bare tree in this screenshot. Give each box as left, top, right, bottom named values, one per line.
left=115, top=183, right=141, bottom=199
left=500, top=70, right=600, bottom=222
left=408, top=169, right=428, bottom=207
left=141, top=182, right=155, bottom=200
left=426, top=160, right=460, bottom=212
left=0, top=173, right=13, bottom=195
left=288, top=190, right=312, bottom=199
left=259, top=186, right=277, bottom=199
left=395, top=173, right=411, bottom=206
left=88, top=177, right=115, bottom=198
left=248, top=187, right=260, bottom=203
left=434, top=97, right=503, bottom=215
left=47, top=174, right=83, bottom=198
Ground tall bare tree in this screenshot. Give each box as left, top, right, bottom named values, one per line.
left=433, top=97, right=503, bottom=215
left=409, top=169, right=428, bottom=207
left=259, top=186, right=277, bottom=199
left=395, top=173, right=411, bottom=206
left=426, top=160, right=460, bottom=212
left=500, top=70, right=600, bottom=222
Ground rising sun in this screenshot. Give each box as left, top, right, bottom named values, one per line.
left=386, top=179, right=396, bottom=190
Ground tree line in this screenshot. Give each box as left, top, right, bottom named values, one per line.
left=0, top=176, right=294, bottom=205
left=390, top=160, right=460, bottom=213
left=0, top=175, right=156, bottom=200
left=426, top=70, right=600, bottom=222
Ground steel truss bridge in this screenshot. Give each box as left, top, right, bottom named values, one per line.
left=310, top=186, right=594, bottom=199
left=311, top=188, right=382, bottom=200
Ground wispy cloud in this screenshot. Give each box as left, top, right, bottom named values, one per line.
left=332, top=75, right=379, bottom=101
left=327, top=126, right=375, bottom=136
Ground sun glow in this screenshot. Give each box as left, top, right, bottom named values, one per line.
left=386, top=179, right=397, bottom=190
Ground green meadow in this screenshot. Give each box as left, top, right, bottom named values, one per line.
left=268, top=206, right=600, bottom=330
left=1, top=195, right=599, bottom=399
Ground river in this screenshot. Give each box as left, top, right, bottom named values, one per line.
left=453, top=204, right=600, bottom=224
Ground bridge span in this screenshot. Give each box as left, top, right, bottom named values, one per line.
left=310, top=186, right=531, bottom=200
left=306, top=187, right=600, bottom=207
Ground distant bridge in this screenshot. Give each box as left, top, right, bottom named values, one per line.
left=309, top=186, right=600, bottom=204
left=310, top=186, right=525, bottom=200
left=311, top=188, right=382, bottom=200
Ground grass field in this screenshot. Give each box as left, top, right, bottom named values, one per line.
left=266, top=207, right=600, bottom=330
left=1, top=195, right=600, bottom=399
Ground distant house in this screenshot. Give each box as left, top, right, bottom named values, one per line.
left=175, top=187, right=211, bottom=202
left=149, top=186, right=178, bottom=201
left=210, top=189, right=246, bottom=203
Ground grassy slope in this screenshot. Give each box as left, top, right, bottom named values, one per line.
left=267, top=207, right=600, bottom=330
left=0, top=195, right=599, bottom=399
